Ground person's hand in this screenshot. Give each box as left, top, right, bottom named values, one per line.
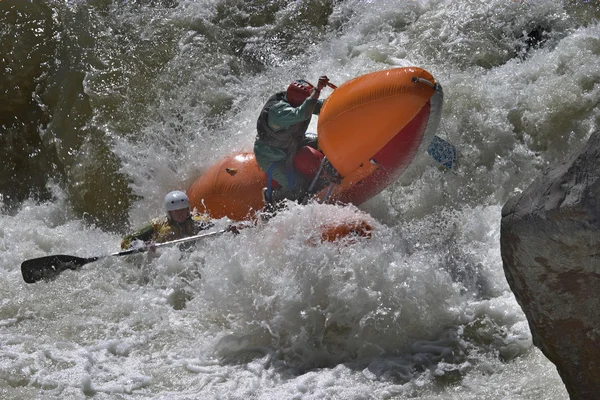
left=144, top=241, right=157, bottom=253
left=317, top=76, right=329, bottom=91
left=226, top=224, right=240, bottom=235
left=130, top=240, right=145, bottom=250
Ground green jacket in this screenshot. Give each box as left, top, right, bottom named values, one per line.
left=255, top=92, right=323, bottom=166
left=255, top=92, right=323, bottom=190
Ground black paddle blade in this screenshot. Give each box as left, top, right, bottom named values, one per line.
left=21, top=255, right=98, bottom=284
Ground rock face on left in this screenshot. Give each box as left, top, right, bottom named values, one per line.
left=500, top=131, right=600, bottom=400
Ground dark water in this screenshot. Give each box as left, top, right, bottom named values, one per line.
left=0, top=0, right=333, bottom=230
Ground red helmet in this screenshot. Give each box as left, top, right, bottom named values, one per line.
left=286, top=79, right=314, bottom=107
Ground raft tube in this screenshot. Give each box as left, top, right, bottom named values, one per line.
left=314, top=67, right=443, bottom=204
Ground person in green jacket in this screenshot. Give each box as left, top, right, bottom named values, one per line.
left=120, top=190, right=213, bottom=250
left=254, top=76, right=330, bottom=205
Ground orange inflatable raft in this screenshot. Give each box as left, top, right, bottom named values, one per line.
left=187, top=67, right=443, bottom=237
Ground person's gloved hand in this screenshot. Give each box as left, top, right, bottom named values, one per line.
left=130, top=239, right=146, bottom=250
left=317, top=76, right=329, bottom=91
left=226, top=224, right=240, bottom=235
left=144, top=241, right=157, bottom=253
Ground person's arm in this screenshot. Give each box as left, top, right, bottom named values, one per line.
left=267, top=97, right=319, bottom=130
left=120, top=223, right=155, bottom=249
left=311, top=76, right=329, bottom=116
left=313, top=99, right=324, bottom=115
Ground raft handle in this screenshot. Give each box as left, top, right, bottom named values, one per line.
left=412, top=77, right=436, bottom=89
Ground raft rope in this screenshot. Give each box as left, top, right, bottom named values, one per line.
left=321, top=183, right=335, bottom=203
left=306, top=157, right=327, bottom=195
left=300, top=156, right=329, bottom=205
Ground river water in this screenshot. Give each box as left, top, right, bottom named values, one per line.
left=1, top=0, right=599, bottom=398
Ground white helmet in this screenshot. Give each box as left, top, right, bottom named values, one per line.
left=164, top=191, right=190, bottom=213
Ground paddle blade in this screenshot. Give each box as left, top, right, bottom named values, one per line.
left=427, top=135, right=458, bottom=170
left=21, top=255, right=98, bottom=284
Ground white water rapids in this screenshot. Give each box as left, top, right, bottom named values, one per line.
left=2, top=0, right=599, bottom=398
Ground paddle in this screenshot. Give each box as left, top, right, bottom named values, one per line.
left=21, top=229, right=227, bottom=284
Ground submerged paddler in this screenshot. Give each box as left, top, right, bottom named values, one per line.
left=254, top=76, right=337, bottom=207
left=121, top=191, right=238, bottom=250
left=20, top=191, right=240, bottom=284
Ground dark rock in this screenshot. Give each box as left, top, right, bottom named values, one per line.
left=501, top=131, right=600, bottom=400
